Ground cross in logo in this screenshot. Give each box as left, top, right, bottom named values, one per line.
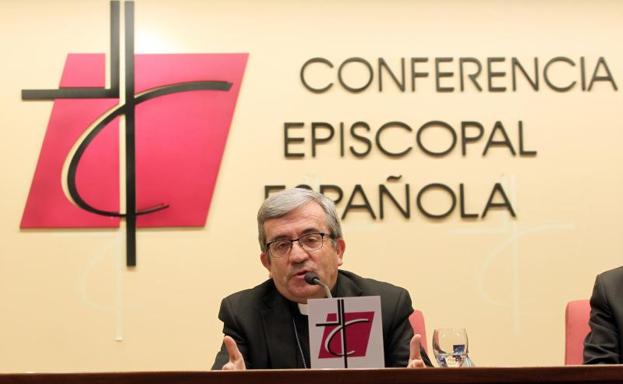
left=21, top=1, right=247, bottom=267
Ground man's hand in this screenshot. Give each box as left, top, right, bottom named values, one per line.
left=407, top=334, right=426, bottom=368
left=221, top=335, right=246, bottom=370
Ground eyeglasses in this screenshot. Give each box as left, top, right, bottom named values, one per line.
left=266, top=232, right=330, bottom=258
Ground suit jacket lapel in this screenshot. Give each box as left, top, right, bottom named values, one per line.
left=260, top=289, right=300, bottom=368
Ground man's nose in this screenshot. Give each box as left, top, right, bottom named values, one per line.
left=289, top=241, right=310, bottom=263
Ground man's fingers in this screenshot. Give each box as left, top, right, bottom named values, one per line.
left=406, top=334, right=427, bottom=368
left=407, top=358, right=426, bottom=368
left=409, top=333, right=422, bottom=361
left=222, top=336, right=246, bottom=370
left=224, top=336, right=241, bottom=361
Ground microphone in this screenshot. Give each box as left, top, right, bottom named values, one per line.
left=303, top=272, right=333, bottom=298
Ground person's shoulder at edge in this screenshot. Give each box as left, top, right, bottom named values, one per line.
left=597, top=265, right=623, bottom=283
left=583, top=265, right=623, bottom=365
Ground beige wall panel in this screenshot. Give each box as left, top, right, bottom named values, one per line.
left=1, top=0, right=622, bottom=372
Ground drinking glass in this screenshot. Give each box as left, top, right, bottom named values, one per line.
left=432, top=328, right=469, bottom=367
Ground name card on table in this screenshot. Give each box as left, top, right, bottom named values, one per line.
left=308, top=296, right=384, bottom=368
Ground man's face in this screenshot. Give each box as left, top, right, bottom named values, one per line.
left=260, top=202, right=345, bottom=303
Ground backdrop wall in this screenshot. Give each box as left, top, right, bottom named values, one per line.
left=1, top=0, right=622, bottom=372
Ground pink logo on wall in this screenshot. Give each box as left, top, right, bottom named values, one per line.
left=21, top=1, right=248, bottom=266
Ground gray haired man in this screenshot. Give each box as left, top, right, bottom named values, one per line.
left=212, top=188, right=428, bottom=369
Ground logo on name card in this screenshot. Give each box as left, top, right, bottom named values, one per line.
left=20, top=0, right=248, bottom=267
left=317, top=310, right=375, bottom=359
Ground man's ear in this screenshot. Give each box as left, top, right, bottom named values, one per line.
left=260, top=252, right=271, bottom=272
left=335, top=238, right=345, bottom=266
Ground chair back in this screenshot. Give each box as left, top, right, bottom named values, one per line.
left=565, top=299, right=591, bottom=365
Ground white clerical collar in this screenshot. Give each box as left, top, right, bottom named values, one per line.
left=297, top=303, right=308, bottom=315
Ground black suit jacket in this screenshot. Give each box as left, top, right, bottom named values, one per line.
left=584, top=266, right=623, bottom=364
left=211, top=270, right=416, bottom=369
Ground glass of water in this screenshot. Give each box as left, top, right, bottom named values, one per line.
left=432, top=328, right=469, bottom=367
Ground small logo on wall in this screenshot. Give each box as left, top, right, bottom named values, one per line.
left=21, top=1, right=248, bottom=267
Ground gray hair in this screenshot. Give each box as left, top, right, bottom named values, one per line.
left=257, top=188, right=343, bottom=252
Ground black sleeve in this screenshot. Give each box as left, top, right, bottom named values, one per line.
left=384, top=288, right=415, bottom=367
left=584, top=274, right=621, bottom=364
left=211, top=298, right=252, bottom=370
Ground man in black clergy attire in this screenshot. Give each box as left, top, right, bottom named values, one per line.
left=211, top=188, right=429, bottom=370
left=584, top=266, right=623, bottom=364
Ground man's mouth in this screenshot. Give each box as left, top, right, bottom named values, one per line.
left=293, top=270, right=309, bottom=278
